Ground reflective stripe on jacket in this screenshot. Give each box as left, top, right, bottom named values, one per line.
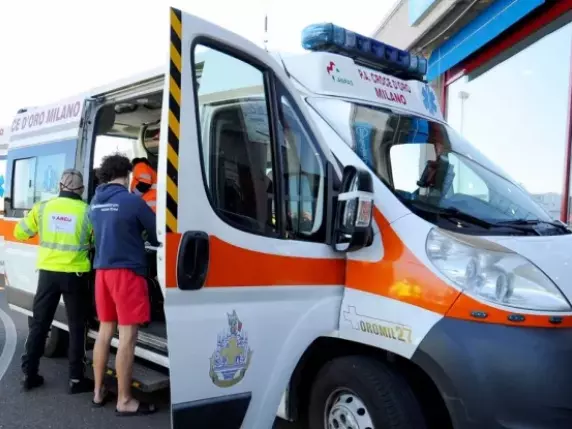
left=13, top=196, right=93, bottom=272
left=141, top=189, right=157, bottom=212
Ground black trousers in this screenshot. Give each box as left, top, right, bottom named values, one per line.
left=21, top=270, right=89, bottom=380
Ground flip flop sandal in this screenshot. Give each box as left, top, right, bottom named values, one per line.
left=92, top=389, right=110, bottom=408
left=115, top=401, right=157, bottom=416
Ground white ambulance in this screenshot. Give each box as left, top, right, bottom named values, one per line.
left=2, top=8, right=572, bottom=429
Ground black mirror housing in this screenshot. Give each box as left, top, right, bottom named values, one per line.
left=332, top=165, right=375, bottom=253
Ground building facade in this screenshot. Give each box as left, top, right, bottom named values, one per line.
left=374, top=0, right=572, bottom=222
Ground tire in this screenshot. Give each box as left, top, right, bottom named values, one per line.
left=308, top=355, right=427, bottom=429
left=27, top=317, right=68, bottom=358
left=44, top=326, right=68, bottom=357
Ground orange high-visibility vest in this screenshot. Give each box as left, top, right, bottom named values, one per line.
left=130, top=161, right=157, bottom=212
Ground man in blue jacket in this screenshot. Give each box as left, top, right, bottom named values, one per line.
left=89, top=153, right=159, bottom=416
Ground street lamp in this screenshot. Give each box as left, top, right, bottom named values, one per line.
left=456, top=91, right=470, bottom=191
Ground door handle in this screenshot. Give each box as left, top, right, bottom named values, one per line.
left=176, top=230, right=210, bottom=290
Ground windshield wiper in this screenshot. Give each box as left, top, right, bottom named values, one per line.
left=406, top=200, right=539, bottom=233
left=438, top=206, right=497, bottom=229
left=406, top=200, right=493, bottom=229
left=495, top=219, right=570, bottom=233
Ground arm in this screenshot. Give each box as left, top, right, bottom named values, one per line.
left=13, top=204, right=40, bottom=241
left=87, top=218, right=95, bottom=249
left=137, top=200, right=160, bottom=247
left=86, top=206, right=95, bottom=248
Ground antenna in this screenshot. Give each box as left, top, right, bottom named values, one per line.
left=263, top=14, right=269, bottom=51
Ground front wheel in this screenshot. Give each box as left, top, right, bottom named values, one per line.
left=308, top=356, right=427, bottom=429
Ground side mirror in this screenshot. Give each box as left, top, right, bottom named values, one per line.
left=332, top=165, right=374, bottom=253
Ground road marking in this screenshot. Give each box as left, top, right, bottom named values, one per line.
left=0, top=307, right=17, bottom=382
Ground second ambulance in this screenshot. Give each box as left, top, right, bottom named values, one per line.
left=2, top=8, right=571, bottom=429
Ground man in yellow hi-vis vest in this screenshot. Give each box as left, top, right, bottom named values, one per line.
left=14, top=169, right=94, bottom=394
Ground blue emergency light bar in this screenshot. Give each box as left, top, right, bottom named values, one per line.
left=302, top=23, right=427, bottom=81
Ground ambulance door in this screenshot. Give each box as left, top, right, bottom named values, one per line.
left=156, top=8, right=344, bottom=429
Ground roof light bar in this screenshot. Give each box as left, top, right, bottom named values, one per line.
left=301, top=23, right=427, bottom=81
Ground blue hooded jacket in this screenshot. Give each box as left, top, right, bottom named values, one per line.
left=89, top=183, right=160, bottom=276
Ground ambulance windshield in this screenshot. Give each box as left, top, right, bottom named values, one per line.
left=308, top=97, right=558, bottom=229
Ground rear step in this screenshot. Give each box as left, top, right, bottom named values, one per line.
left=85, top=350, right=170, bottom=393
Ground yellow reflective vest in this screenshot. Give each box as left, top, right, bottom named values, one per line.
left=13, top=196, right=93, bottom=273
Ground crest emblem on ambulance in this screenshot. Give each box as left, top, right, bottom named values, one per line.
left=209, top=310, right=253, bottom=388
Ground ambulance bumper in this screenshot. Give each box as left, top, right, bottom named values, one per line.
left=412, top=318, right=572, bottom=429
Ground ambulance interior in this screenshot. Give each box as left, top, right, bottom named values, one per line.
left=90, top=90, right=166, bottom=354
left=91, top=94, right=162, bottom=192
left=88, top=49, right=327, bottom=356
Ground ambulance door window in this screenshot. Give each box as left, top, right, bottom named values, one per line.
left=12, top=158, right=37, bottom=209
left=6, top=139, right=75, bottom=217
left=12, top=152, right=66, bottom=209
left=276, top=94, right=327, bottom=242
left=195, top=44, right=276, bottom=237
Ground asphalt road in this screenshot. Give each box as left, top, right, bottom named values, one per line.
left=0, top=288, right=299, bottom=429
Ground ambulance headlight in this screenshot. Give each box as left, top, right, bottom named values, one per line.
left=426, top=229, right=571, bottom=311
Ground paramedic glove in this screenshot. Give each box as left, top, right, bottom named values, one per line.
left=142, top=230, right=162, bottom=249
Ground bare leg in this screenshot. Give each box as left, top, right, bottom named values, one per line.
left=116, top=324, right=139, bottom=412
left=93, top=322, right=116, bottom=403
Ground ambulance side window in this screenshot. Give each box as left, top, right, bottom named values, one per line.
left=193, top=44, right=326, bottom=241
left=12, top=152, right=66, bottom=209
left=194, top=44, right=276, bottom=237
left=277, top=95, right=326, bottom=242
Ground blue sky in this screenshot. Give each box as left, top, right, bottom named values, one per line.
left=0, top=0, right=397, bottom=122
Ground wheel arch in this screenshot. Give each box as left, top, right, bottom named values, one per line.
left=286, top=336, right=453, bottom=429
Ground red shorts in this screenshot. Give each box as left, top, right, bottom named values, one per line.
left=95, top=268, right=150, bottom=326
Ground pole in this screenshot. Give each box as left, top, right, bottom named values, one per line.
left=457, top=90, right=470, bottom=191
left=458, top=90, right=470, bottom=135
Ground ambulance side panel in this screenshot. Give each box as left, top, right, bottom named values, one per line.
left=3, top=97, right=86, bottom=324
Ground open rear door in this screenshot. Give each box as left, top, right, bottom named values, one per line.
left=156, top=7, right=344, bottom=429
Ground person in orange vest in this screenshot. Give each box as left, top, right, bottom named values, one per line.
left=130, top=158, right=157, bottom=212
